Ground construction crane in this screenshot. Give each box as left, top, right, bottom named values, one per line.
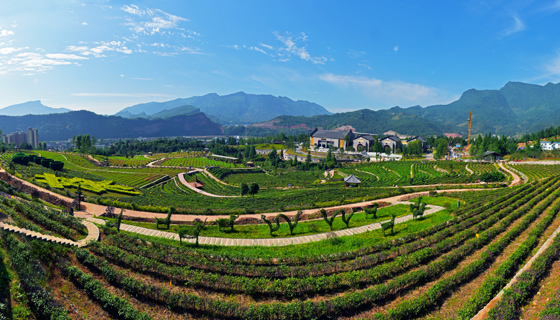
left=467, top=111, right=472, bottom=151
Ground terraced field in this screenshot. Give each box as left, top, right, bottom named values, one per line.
left=93, top=155, right=152, bottom=167
left=5, top=152, right=560, bottom=319
left=510, top=163, right=560, bottom=181
left=159, top=157, right=241, bottom=168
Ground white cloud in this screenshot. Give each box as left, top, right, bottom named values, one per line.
left=45, top=53, right=88, bottom=60
left=121, top=4, right=146, bottom=16
left=319, top=73, right=447, bottom=107
left=274, top=32, right=328, bottom=64
left=0, top=50, right=84, bottom=75
left=501, top=15, right=525, bottom=36
left=0, top=47, right=22, bottom=55
left=121, top=5, right=188, bottom=35
left=249, top=46, right=268, bottom=55
left=226, top=44, right=240, bottom=50
left=0, top=29, right=14, bottom=37
left=393, top=46, right=399, bottom=52
left=260, top=43, right=273, bottom=50
left=67, top=41, right=132, bottom=58
left=82, top=22, right=88, bottom=26
left=347, top=50, right=366, bottom=58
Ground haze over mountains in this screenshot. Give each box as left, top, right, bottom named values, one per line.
left=2, top=81, right=560, bottom=140
left=115, top=91, right=332, bottom=125
left=0, top=101, right=71, bottom=116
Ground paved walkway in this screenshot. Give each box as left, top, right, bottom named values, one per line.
left=85, top=203, right=444, bottom=246
left=0, top=220, right=99, bottom=248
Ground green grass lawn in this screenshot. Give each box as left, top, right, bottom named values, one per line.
left=113, top=209, right=455, bottom=259
left=100, top=203, right=442, bottom=239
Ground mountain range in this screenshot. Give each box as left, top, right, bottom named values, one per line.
left=252, top=81, right=560, bottom=137
left=114, top=91, right=332, bottom=125
left=0, top=111, right=221, bottom=141
left=3, top=81, right=560, bottom=140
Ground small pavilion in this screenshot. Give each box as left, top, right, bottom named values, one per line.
left=344, top=175, right=361, bottom=187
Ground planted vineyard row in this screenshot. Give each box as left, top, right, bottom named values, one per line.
left=104, top=181, right=537, bottom=275
left=510, top=163, right=560, bottom=181
left=92, top=155, right=152, bottom=167
left=70, top=178, right=559, bottom=319
left=159, top=157, right=240, bottom=168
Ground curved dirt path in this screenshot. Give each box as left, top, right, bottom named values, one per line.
left=465, top=164, right=473, bottom=174
left=0, top=164, right=522, bottom=224
left=499, top=162, right=522, bottom=186
left=177, top=170, right=239, bottom=198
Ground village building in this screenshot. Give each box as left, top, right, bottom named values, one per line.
left=481, top=151, right=503, bottom=162
left=402, top=136, right=427, bottom=152
left=309, top=128, right=355, bottom=149
left=380, top=136, right=400, bottom=153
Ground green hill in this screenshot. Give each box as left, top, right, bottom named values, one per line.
left=0, top=110, right=222, bottom=141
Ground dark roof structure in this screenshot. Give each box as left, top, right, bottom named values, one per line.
left=482, top=151, right=503, bottom=157
left=407, top=136, right=426, bottom=143
left=380, top=136, right=400, bottom=142
left=310, top=128, right=354, bottom=140
left=344, top=175, right=361, bottom=184
left=356, top=134, right=374, bottom=141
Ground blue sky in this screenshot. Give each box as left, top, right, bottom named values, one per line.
left=1, top=0, right=560, bottom=115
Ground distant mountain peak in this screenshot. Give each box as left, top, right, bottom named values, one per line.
left=0, top=100, right=72, bottom=116
left=115, top=92, right=331, bottom=125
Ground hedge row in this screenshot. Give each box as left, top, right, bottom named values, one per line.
left=458, top=187, right=560, bottom=318
left=488, top=234, right=560, bottom=318
left=95, top=184, right=550, bottom=299
left=104, top=180, right=549, bottom=279
left=1, top=232, right=71, bottom=320
left=61, top=261, right=152, bottom=320
left=375, top=178, right=560, bottom=319
left=74, top=180, right=559, bottom=319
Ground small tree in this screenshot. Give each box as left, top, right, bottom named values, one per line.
left=240, top=183, right=249, bottom=197
left=178, top=218, right=207, bottom=246
left=341, top=208, right=357, bottom=228
left=365, top=203, right=379, bottom=219
left=261, top=211, right=302, bottom=236
left=115, top=208, right=124, bottom=232
left=320, top=208, right=342, bottom=231
left=217, top=213, right=239, bottom=232
left=249, top=183, right=259, bottom=197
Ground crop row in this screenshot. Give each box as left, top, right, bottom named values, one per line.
left=457, top=186, right=560, bottom=318
left=104, top=181, right=539, bottom=274
left=61, top=261, right=152, bottom=320
left=1, top=232, right=71, bottom=320
left=159, top=157, right=240, bottom=168
left=79, top=179, right=559, bottom=320
left=375, top=177, right=560, bottom=319
left=511, top=164, right=560, bottom=181
left=0, top=198, right=85, bottom=240
left=97, top=179, right=559, bottom=300
left=93, top=191, right=545, bottom=300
